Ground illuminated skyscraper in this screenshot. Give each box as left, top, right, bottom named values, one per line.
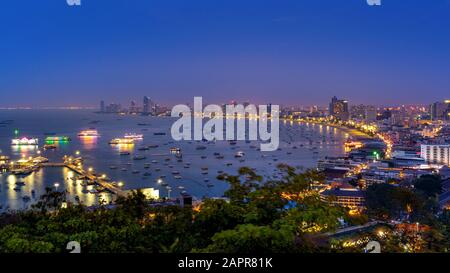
left=329, top=96, right=349, bottom=121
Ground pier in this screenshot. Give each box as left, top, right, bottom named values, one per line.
left=39, top=158, right=126, bottom=197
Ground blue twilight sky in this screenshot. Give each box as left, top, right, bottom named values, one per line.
left=0, top=0, right=449, bottom=107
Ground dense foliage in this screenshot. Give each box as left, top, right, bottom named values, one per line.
left=0, top=166, right=448, bottom=253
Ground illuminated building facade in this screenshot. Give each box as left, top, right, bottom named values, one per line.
left=329, top=96, right=349, bottom=121
left=430, top=100, right=450, bottom=121
left=320, top=188, right=366, bottom=209
left=421, top=144, right=450, bottom=166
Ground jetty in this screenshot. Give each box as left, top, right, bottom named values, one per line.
left=41, top=157, right=126, bottom=197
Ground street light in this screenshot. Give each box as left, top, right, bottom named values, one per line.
left=54, top=183, right=60, bottom=191
left=75, top=151, right=80, bottom=156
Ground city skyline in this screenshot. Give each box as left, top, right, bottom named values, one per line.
left=1, top=0, right=450, bottom=107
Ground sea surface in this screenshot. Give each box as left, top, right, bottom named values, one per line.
left=0, top=110, right=350, bottom=211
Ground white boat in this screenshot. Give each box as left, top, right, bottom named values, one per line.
left=124, top=133, right=144, bottom=140
left=78, top=130, right=99, bottom=137
left=11, top=137, right=38, bottom=146
left=110, top=138, right=134, bottom=145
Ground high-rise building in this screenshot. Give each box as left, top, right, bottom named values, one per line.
left=365, top=106, right=377, bottom=122
left=421, top=144, right=450, bottom=166
left=389, top=110, right=406, bottom=126
left=100, top=100, right=105, bottom=113
left=329, top=96, right=349, bottom=121
left=350, top=104, right=366, bottom=120
left=130, top=100, right=137, bottom=113
left=430, top=101, right=450, bottom=121
left=105, top=103, right=121, bottom=113
left=143, top=96, right=151, bottom=115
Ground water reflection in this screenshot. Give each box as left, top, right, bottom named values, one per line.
left=112, top=143, right=135, bottom=153
left=11, top=145, right=37, bottom=156
left=79, top=136, right=97, bottom=150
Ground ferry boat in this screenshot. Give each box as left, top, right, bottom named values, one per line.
left=170, top=147, right=181, bottom=154
left=124, top=133, right=144, bottom=140
left=78, top=130, right=99, bottom=137
left=11, top=137, right=38, bottom=146
left=235, top=151, right=245, bottom=158
left=45, top=136, right=71, bottom=143
left=109, top=138, right=134, bottom=145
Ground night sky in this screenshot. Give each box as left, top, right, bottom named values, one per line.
left=1, top=0, right=450, bottom=107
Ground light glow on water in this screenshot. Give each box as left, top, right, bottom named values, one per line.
left=0, top=109, right=351, bottom=211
